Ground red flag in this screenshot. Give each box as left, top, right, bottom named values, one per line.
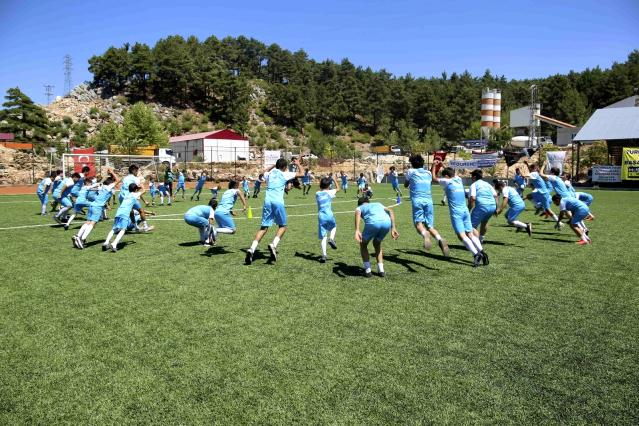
left=72, top=147, right=96, bottom=177
left=433, top=151, right=447, bottom=174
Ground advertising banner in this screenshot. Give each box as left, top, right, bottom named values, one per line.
left=592, top=165, right=622, bottom=183
left=545, top=151, right=567, bottom=174
left=448, top=159, right=497, bottom=169
left=622, top=148, right=639, bottom=180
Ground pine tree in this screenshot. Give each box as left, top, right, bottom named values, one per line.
left=0, top=87, right=49, bottom=141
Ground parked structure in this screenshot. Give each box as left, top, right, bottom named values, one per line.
left=169, top=130, right=249, bottom=163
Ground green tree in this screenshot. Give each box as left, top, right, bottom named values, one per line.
left=121, top=102, right=167, bottom=153
left=0, top=87, right=49, bottom=141
left=90, top=121, right=123, bottom=151
left=129, top=42, right=153, bottom=101
left=422, top=127, right=442, bottom=153
left=88, top=44, right=131, bottom=96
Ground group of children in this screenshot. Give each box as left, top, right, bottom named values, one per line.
left=38, top=153, right=595, bottom=276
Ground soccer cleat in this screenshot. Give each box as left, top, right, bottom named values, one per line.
left=364, top=270, right=373, bottom=278
left=441, top=200, right=446, bottom=206
left=328, top=239, right=337, bottom=250
left=534, top=207, right=542, bottom=215
left=423, top=238, right=432, bottom=252
left=472, top=253, right=482, bottom=268
left=63, top=224, right=69, bottom=231
left=244, top=250, right=253, bottom=265
left=378, top=271, right=386, bottom=278
left=320, top=256, right=327, bottom=263
left=110, top=243, right=118, bottom=253
left=526, top=223, right=533, bottom=237
left=438, top=239, right=450, bottom=257
left=267, top=244, right=277, bottom=262
left=576, top=240, right=590, bottom=245
left=515, top=227, right=522, bottom=233
left=142, top=226, right=155, bottom=233
left=72, top=236, right=79, bottom=248
left=481, top=250, right=489, bottom=266
left=201, top=241, right=211, bottom=247
left=53, top=215, right=61, bottom=224
left=102, top=243, right=109, bottom=252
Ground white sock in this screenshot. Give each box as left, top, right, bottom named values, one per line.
left=470, top=235, right=483, bottom=252
left=329, top=227, right=337, bottom=240
left=65, top=214, right=76, bottom=226
left=41, top=203, right=47, bottom=214
left=249, top=240, right=259, bottom=253
left=112, top=229, right=126, bottom=246
left=76, top=223, right=87, bottom=238
left=160, top=194, right=164, bottom=204
left=81, top=223, right=94, bottom=240
left=321, top=237, right=328, bottom=256
left=216, top=227, right=235, bottom=234
left=550, top=212, right=559, bottom=221
left=141, top=220, right=148, bottom=229
left=199, top=227, right=208, bottom=241
left=363, top=261, right=372, bottom=273
left=512, top=220, right=527, bottom=229
left=434, top=233, right=442, bottom=241
left=378, top=263, right=384, bottom=273
left=272, top=236, right=280, bottom=248
left=105, top=230, right=115, bottom=244
left=462, top=236, right=478, bottom=255
left=57, top=206, right=70, bottom=218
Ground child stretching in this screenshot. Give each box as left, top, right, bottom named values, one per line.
left=354, top=197, right=399, bottom=278
left=316, top=176, right=340, bottom=263
left=103, top=183, right=145, bottom=252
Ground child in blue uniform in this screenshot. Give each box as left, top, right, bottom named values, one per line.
left=242, top=177, right=250, bottom=198
left=432, top=160, right=487, bottom=267
left=73, top=169, right=120, bottom=249
left=103, top=183, right=146, bottom=252
left=355, top=197, right=399, bottom=277
left=524, top=161, right=558, bottom=221
left=552, top=194, right=594, bottom=245
left=65, top=178, right=100, bottom=230
left=252, top=174, right=264, bottom=198
left=316, top=176, right=340, bottom=263
left=49, top=170, right=63, bottom=211
left=36, top=172, right=54, bottom=215
left=302, top=169, right=313, bottom=196
left=357, top=173, right=367, bottom=196
left=158, top=182, right=171, bottom=206
left=494, top=180, right=531, bottom=235
left=53, top=173, right=81, bottom=224
left=184, top=198, right=218, bottom=246
left=404, top=154, right=449, bottom=255
left=340, top=171, right=348, bottom=194
left=541, top=164, right=571, bottom=198
left=214, top=181, right=248, bottom=236
left=175, top=170, right=186, bottom=199
left=513, top=168, right=526, bottom=196
left=244, top=158, right=303, bottom=265
left=191, top=172, right=207, bottom=201
left=468, top=169, right=498, bottom=243
left=386, top=166, right=402, bottom=197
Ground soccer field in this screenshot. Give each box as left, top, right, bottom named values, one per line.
left=0, top=185, right=637, bottom=423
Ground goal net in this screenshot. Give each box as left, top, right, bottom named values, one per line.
left=60, top=153, right=171, bottom=183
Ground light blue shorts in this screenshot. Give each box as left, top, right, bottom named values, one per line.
left=362, top=221, right=391, bottom=242
left=471, top=206, right=496, bottom=228
left=214, top=211, right=236, bottom=230
left=176, top=183, right=185, bottom=190
left=261, top=201, right=287, bottom=227
left=74, top=202, right=88, bottom=214
left=318, top=213, right=336, bottom=239
left=87, top=205, right=104, bottom=222
left=343, top=183, right=348, bottom=190
left=184, top=213, right=209, bottom=229
left=37, top=193, right=48, bottom=204
left=112, top=216, right=131, bottom=231
left=358, top=183, right=365, bottom=190
left=411, top=199, right=434, bottom=227
left=571, top=208, right=589, bottom=225
left=60, top=196, right=73, bottom=208
left=506, top=204, right=525, bottom=222
left=451, top=211, right=472, bottom=234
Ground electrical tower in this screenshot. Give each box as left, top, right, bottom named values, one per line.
left=44, top=85, right=54, bottom=104
left=63, top=54, right=73, bottom=96
left=529, top=84, right=540, bottom=148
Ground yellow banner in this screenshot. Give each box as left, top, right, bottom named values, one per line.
left=622, top=148, right=639, bottom=180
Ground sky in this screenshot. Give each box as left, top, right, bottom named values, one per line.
left=1, top=0, right=637, bottom=105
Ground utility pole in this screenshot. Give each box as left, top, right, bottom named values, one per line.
left=44, top=84, right=54, bottom=104
left=63, top=54, right=73, bottom=96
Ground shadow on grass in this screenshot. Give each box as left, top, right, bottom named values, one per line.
left=111, top=241, right=136, bottom=251
left=482, top=240, right=524, bottom=248
left=534, top=237, right=576, bottom=243
left=383, top=253, right=437, bottom=272
left=332, top=262, right=364, bottom=278
left=529, top=230, right=562, bottom=236
left=200, top=246, right=233, bottom=257
left=294, top=251, right=323, bottom=263
left=179, top=241, right=204, bottom=247
left=240, top=248, right=270, bottom=263
left=83, top=239, right=107, bottom=248
left=397, top=248, right=474, bottom=266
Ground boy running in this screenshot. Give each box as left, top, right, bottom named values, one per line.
left=316, top=176, right=340, bottom=263
left=184, top=198, right=218, bottom=246
left=191, top=172, right=207, bottom=201
left=244, top=158, right=304, bottom=265
left=494, top=180, right=532, bottom=235
left=252, top=174, right=264, bottom=198
left=302, top=169, right=313, bottom=196
left=431, top=160, right=487, bottom=267
left=404, top=154, right=450, bottom=255
left=340, top=171, right=348, bottom=194
left=386, top=166, right=402, bottom=197
left=214, top=181, right=248, bottom=236
left=53, top=173, right=80, bottom=224
left=65, top=178, right=100, bottom=230
left=103, top=183, right=146, bottom=252
left=468, top=169, right=498, bottom=243
left=357, top=173, right=367, bottom=196
left=73, top=169, right=120, bottom=249
left=354, top=197, right=399, bottom=277
left=513, top=168, right=527, bottom=196
left=36, top=172, right=54, bottom=215
left=241, top=176, right=250, bottom=198
left=552, top=194, right=594, bottom=245
left=523, top=161, right=559, bottom=221
left=175, top=170, right=186, bottom=199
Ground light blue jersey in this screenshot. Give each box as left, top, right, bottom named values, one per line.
left=186, top=205, right=213, bottom=218
left=545, top=179, right=553, bottom=193
left=405, top=168, right=433, bottom=201
left=70, top=174, right=85, bottom=197
left=389, top=171, right=399, bottom=187
left=341, top=175, right=348, bottom=186
left=547, top=175, right=571, bottom=198
left=91, top=183, right=116, bottom=207
left=529, top=172, right=548, bottom=193
left=120, top=174, right=139, bottom=200
left=357, top=176, right=366, bottom=188
left=469, top=180, right=497, bottom=209
left=37, top=177, right=52, bottom=195
left=178, top=173, right=185, bottom=185
left=502, top=186, right=525, bottom=209
left=195, top=175, right=206, bottom=190
left=264, top=169, right=296, bottom=205
left=115, top=193, right=141, bottom=219
left=217, top=189, right=239, bottom=214
left=560, top=196, right=590, bottom=224
left=53, top=177, right=73, bottom=199
left=440, top=176, right=472, bottom=233
left=316, top=189, right=337, bottom=238
left=357, top=202, right=391, bottom=242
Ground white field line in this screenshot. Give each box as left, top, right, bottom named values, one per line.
left=0, top=201, right=402, bottom=230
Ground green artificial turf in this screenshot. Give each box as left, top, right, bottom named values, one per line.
left=0, top=185, right=637, bottom=424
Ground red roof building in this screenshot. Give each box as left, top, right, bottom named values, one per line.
left=169, top=129, right=249, bottom=163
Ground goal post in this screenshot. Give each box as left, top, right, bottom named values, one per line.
left=61, top=153, right=171, bottom=183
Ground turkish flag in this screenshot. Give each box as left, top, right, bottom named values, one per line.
left=72, top=147, right=96, bottom=177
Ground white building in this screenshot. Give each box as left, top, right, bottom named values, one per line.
left=169, top=130, right=249, bottom=163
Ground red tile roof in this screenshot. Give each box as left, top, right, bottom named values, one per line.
left=169, top=129, right=248, bottom=143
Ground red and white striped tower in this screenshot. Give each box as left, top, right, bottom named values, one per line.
left=492, top=89, right=501, bottom=130
left=481, top=88, right=494, bottom=138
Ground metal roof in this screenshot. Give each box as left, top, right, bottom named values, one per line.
left=169, top=129, right=248, bottom=143
left=605, top=95, right=639, bottom=109
left=573, top=107, right=639, bottom=142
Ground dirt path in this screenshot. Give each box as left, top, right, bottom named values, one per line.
left=0, top=185, right=36, bottom=195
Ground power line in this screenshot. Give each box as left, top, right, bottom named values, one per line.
left=44, top=84, right=54, bottom=104
left=63, top=54, right=73, bottom=96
